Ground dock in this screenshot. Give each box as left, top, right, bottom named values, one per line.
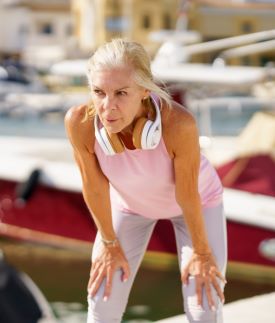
left=157, top=292, right=275, bottom=323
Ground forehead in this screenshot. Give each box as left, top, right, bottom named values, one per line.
left=91, top=66, right=136, bottom=89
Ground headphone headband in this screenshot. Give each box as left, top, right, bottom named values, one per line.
left=141, top=95, right=161, bottom=149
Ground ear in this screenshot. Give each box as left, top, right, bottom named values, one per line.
left=141, top=88, right=150, bottom=100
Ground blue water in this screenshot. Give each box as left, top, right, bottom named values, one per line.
left=0, top=104, right=261, bottom=139
left=0, top=114, right=67, bottom=138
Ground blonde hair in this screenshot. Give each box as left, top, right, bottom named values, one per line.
left=84, top=38, right=172, bottom=120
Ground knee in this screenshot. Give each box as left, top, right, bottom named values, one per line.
left=186, top=304, right=223, bottom=323
left=183, top=278, right=224, bottom=323
left=86, top=270, right=130, bottom=323
left=87, top=295, right=125, bottom=323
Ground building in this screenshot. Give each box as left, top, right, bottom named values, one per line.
left=188, top=0, right=275, bottom=65
left=0, top=0, right=75, bottom=68
left=71, top=0, right=180, bottom=56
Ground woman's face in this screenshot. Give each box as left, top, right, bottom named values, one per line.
left=90, top=65, right=149, bottom=134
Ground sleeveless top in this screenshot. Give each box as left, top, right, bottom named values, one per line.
left=94, top=134, right=223, bottom=220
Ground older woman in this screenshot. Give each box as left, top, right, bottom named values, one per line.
left=65, top=39, right=227, bottom=323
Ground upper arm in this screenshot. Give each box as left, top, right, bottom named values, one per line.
left=64, top=105, right=106, bottom=190
left=167, top=106, right=201, bottom=207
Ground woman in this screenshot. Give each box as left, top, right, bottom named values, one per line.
left=65, top=39, right=227, bottom=323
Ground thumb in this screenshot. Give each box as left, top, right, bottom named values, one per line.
left=181, top=264, right=190, bottom=285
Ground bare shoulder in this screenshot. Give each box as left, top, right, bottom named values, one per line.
left=64, top=104, right=95, bottom=154
left=162, top=100, right=197, bottom=133
left=161, top=101, right=199, bottom=157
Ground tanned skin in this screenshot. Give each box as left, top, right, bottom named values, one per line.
left=65, top=66, right=226, bottom=308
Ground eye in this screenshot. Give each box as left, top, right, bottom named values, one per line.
left=117, top=90, right=127, bottom=96
left=93, top=89, right=104, bottom=96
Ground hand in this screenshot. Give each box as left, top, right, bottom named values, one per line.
left=87, top=241, right=130, bottom=301
left=181, top=252, right=226, bottom=310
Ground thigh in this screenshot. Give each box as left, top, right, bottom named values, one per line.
left=171, top=203, right=227, bottom=274
left=88, top=210, right=156, bottom=323
left=92, top=209, right=157, bottom=267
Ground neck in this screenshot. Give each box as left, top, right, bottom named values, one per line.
left=120, top=102, right=148, bottom=136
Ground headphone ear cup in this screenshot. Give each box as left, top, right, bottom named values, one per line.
left=105, top=130, right=125, bottom=153
left=132, top=117, right=148, bottom=149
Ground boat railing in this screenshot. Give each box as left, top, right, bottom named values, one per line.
left=188, top=96, right=275, bottom=136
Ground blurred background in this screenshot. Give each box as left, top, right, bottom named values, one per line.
left=0, top=0, right=275, bottom=322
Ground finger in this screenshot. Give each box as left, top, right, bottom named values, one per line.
left=87, top=275, right=94, bottom=292
left=195, top=278, right=203, bottom=306
left=87, top=264, right=100, bottom=291
left=212, top=279, right=225, bottom=304
left=216, top=271, right=227, bottom=284
left=88, top=265, right=100, bottom=287
left=181, top=266, right=189, bottom=285
left=90, top=259, right=101, bottom=277
left=103, top=267, right=114, bottom=301
left=91, top=260, right=96, bottom=271
left=205, top=279, right=215, bottom=310
left=121, top=262, right=130, bottom=282
left=89, top=270, right=105, bottom=297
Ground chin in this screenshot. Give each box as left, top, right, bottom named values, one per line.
left=104, top=124, right=122, bottom=134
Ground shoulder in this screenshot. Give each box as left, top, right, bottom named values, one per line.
left=162, top=100, right=197, bottom=133
left=161, top=101, right=199, bottom=156
left=64, top=104, right=95, bottom=154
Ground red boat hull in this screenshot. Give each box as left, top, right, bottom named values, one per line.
left=1, top=179, right=274, bottom=272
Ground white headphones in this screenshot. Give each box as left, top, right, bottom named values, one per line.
left=94, top=94, right=162, bottom=155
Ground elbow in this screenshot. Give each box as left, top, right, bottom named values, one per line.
left=82, top=186, right=101, bottom=208
left=82, top=180, right=108, bottom=198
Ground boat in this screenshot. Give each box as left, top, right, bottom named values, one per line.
left=0, top=249, right=57, bottom=322
left=0, top=134, right=274, bottom=283
left=0, top=64, right=47, bottom=97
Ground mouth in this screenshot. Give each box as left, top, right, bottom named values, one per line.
left=105, top=118, right=119, bottom=123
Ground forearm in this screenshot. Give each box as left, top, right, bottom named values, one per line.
left=82, top=183, right=116, bottom=241
left=179, top=197, right=211, bottom=254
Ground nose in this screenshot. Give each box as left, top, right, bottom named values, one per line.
left=102, top=96, right=117, bottom=111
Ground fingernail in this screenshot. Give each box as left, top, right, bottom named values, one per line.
left=103, top=296, right=108, bottom=302
left=123, top=278, right=128, bottom=283
left=222, top=298, right=225, bottom=304
left=211, top=305, right=216, bottom=311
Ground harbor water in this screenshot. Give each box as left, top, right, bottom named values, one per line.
left=1, top=239, right=275, bottom=322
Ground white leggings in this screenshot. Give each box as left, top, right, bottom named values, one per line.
left=87, top=203, right=227, bottom=323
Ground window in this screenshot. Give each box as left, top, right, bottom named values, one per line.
left=66, top=24, right=73, bottom=36
left=39, top=23, right=54, bottom=35
left=163, top=13, right=172, bottom=29
left=241, top=56, right=251, bottom=66
left=105, top=17, right=128, bottom=32
left=142, top=14, right=151, bottom=29
left=19, top=25, right=29, bottom=36
left=241, top=21, right=253, bottom=34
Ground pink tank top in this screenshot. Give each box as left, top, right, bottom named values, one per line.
left=94, top=138, right=223, bottom=219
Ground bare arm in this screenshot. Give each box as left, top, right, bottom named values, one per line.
left=173, top=113, right=210, bottom=255
left=64, top=105, right=130, bottom=300
left=64, top=105, right=115, bottom=241
left=163, top=103, right=225, bottom=307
